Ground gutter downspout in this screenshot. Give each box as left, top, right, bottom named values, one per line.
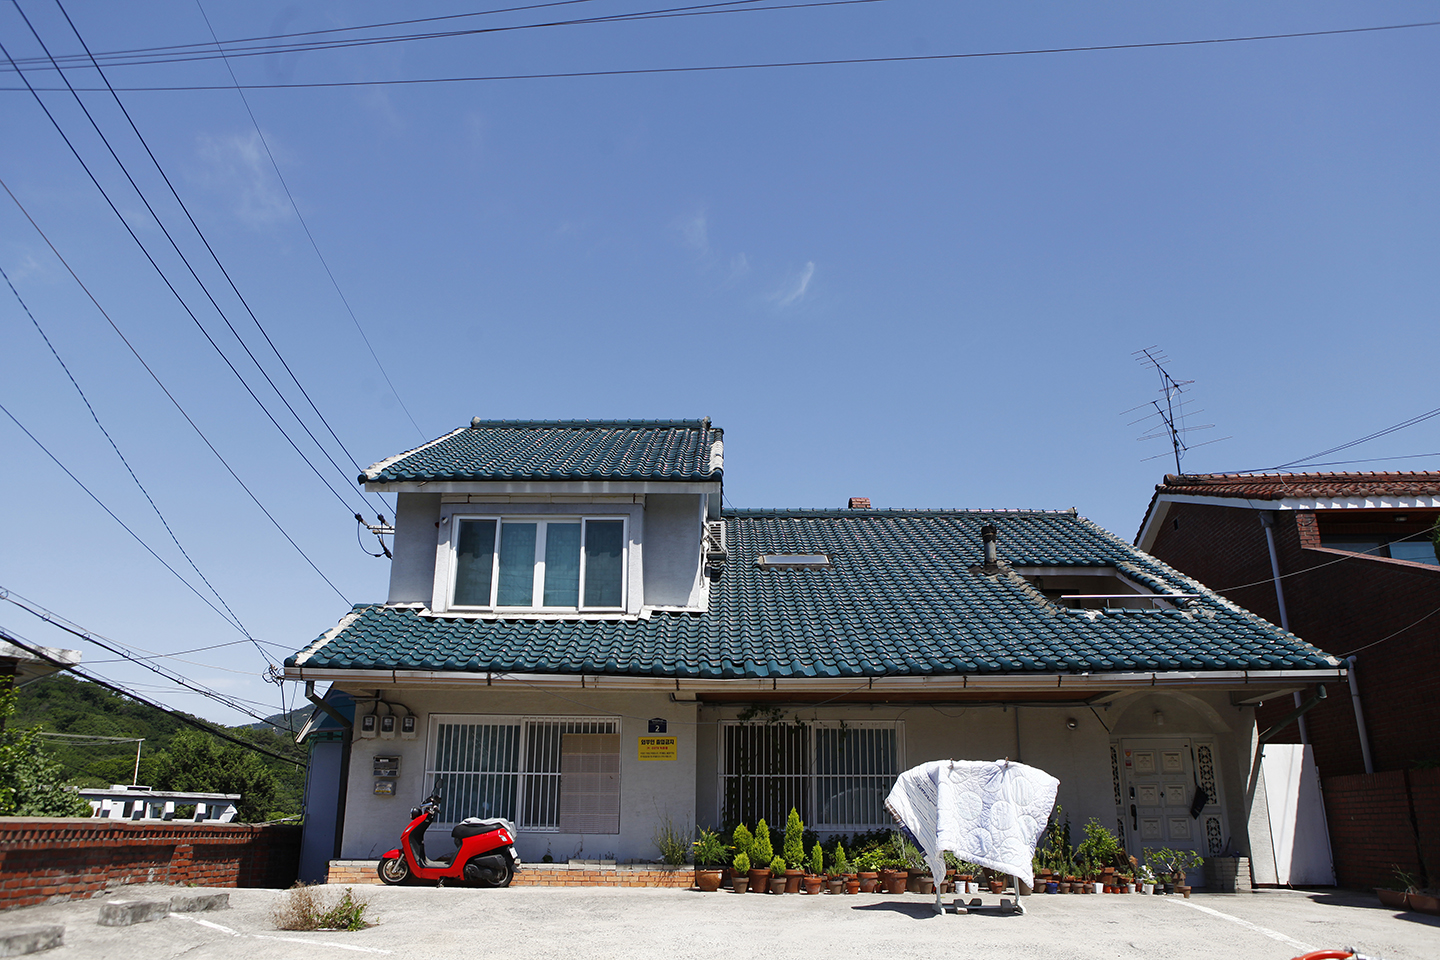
left=1259, top=512, right=1308, bottom=744
left=1346, top=657, right=1375, bottom=775
left=306, top=680, right=353, bottom=862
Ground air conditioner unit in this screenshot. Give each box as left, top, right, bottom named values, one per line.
left=704, top=521, right=728, bottom=560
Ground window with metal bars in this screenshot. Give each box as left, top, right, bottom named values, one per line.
left=719, top=721, right=902, bottom=831
left=428, top=717, right=619, bottom=832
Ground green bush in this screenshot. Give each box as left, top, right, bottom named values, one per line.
left=652, top=814, right=691, bottom=865
left=783, top=807, right=805, bottom=867
left=693, top=827, right=727, bottom=867
left=769, top=856, right=786, bottom=875
left=809, top=842, right=824, bottom=875
left=271, top=884, right=372, bottom=932
left=731, top=823, right=753, bottom=863
left=832, top=842, right=849, bottom=875
left=0, top=690, right=90, bottom=817
left=732, top=851, right=751, bottom=874
left=752, top=819, right=774, bottom=865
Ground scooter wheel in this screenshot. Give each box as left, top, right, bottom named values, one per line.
left=378, top=856, right=411, bottom=885
left=479, top=860, right=513, bottom=889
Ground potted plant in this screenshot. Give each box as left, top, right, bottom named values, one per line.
left=1145, top=846, right=1203, bottom=897
left=804, top=842, right=826, bottom=894
left=1138, top=863, right=1156, bottom=895
left=731, top=852, right=752, bottom=893
left=855, top=848, right=881, bottom=893
left=693, top=827, right=727, bottom=892
left=782, top=808, right=806, bottom=894
left=827, top=842, right=848, bottom=894
left=768, top=856, right=788, bottom=894
left=750, top=820, right=775, bottom=892
left=986, top=869, right=1006, bottom=895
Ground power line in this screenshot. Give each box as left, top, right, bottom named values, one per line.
left=194, top=0, right=425, bottom=445
left=0, top=176, right=351, bottom=605
left=1233, top=405, right=1440, bottom=474
left=32, top=1, right=389, bottom=522
left=0, top=401, right=265, bottom=635
left=4, top=0, right=860, bottom=73
left=0, top=30, right=368, bottom=524
left=0, top=627, right=303, bottom=767
left=5, top=18, right=1437, bottom=92
left=1, top=588, right=276, bottom=725
left=1229, top=452, right=1440, bottom=473
left=3, top=261, right=255, bottom=646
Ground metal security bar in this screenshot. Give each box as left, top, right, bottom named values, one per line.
left=431, top=722, right=521, bottom=823
left=719, top=721, right=901, bottom=832
left=519, top=719, right=618, bottom=831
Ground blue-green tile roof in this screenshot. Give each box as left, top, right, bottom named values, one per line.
left=361, top=419, right=721, bottom=483
left=291, top=509, right=1337, bottom=679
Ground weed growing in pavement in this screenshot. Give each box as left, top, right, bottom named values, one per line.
left=272, top=883, right=373, bottom=931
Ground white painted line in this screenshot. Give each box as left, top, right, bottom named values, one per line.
left=1164, top=896, right=1317, bottom=953
left=172, top=913, right=392, bottom=954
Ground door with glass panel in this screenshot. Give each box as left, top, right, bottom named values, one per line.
left=451, top=517, right=625, bottom=609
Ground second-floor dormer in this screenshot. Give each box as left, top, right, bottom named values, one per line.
left=359, top=419, right=724, bottom=616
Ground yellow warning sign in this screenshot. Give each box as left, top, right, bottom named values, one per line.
left=638, top=736, right=678, bottom=761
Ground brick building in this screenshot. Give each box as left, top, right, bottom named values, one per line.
left=1136, top=471, right=1440, bottom=778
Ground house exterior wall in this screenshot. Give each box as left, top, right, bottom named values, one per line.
left=336, top=686, right=697, bottom=864
left=388, top=493, right=441, bottom=604
left=1147, top=501, right=1440, bottom=777
left=640, top=493, right=705, bottom=607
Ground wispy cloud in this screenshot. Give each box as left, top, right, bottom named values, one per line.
left=773, top=261, right=816, bottom=307
left=196, top=131, right=290, bottom=227
left=678, top=208, right=709, bottom=255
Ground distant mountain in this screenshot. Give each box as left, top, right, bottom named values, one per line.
left=242, top=705, right=314, bottom=736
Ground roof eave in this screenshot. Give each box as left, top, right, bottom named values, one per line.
left=363, top=478, right=721, bottom=495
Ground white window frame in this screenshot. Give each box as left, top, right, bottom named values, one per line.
left=446, top=515, right=628, bottom=612
left=717, top=719, right=904, bottom=832
left=427, top=714, right=620, bottom=833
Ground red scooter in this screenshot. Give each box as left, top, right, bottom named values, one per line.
left=377, top=788, right=521, bottom=887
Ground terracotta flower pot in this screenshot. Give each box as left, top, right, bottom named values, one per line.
left=915, top=877, right=935, bottom=895
left=768, top=877, right=787, bottom=894
left=826, top=877, right=844, bottom=895
left=858, top=871, right=879, bottom=893
left=748, top=868, right=770, bottom=892
left=785, top=869, right=804, bottom=894
left=881, top=870, right=909, bottom=895
left=845, top=877, right=860, bottom=894
left=804, top=875, right=824, bottom=895
left=695, top=869, right=723, bottom=892
left=988, top=879, right=1005, bottom=895
left=732, top=876, right=749, bottom=894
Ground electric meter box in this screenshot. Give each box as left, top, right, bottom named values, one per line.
left=400, top=715, right=417, bottom=740
left=373, top=756, right=399, bottom=778
left=380, top=714, right=396, bottom=740
left=359, top=713, right=378, bottom=739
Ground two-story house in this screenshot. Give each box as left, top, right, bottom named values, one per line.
left=286, top=420, right=1343, bottom=884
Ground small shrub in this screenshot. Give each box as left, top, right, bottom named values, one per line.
left=832, top=842, right=849, bottom=875
left=272, top=884, right=372, bottom=932
left=731, top=823, right=753, bottom=863
left=809, top=841, right=824, bottom=876
left=732, top=851, right=751, bottom=874
left=693, top=827, right=727, bottom=867
left=783, top=807, right=805, bottom=867
left=752, top=819, right=774, bottom=865
left=769, top=855, right=786, bottom=875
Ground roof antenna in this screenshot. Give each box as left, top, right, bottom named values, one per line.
left=1125, top=347, right=1229, bottom=475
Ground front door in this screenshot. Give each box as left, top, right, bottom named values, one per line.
left=1118, top=738, right=1225, bottom=883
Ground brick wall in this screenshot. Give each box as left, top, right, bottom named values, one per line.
left=327, top=859, right=695, bottom=888
left=1323, top=769, right=1440, bottom=890
left=0, top=818, right=301, bottom=910
left=1148, top=502, right=1440, bottom=777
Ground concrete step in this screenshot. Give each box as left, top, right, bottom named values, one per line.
left=0, top=925, right=64, bottom=957
left=97, top=900, right=169, bottom=927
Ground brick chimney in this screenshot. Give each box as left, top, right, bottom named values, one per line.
left=848, top=497, right=871, bottom=509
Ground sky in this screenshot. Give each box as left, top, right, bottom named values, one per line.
left=1, top=1, right=1437, bottom=729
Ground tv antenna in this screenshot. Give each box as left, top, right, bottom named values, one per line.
left=1124, top=347, right=1229, bottom=474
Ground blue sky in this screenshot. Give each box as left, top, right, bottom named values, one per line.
left=1, top=1, right=1437, bottom=726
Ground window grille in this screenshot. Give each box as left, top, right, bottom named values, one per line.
left=429, top=717, right=618, bottom=832
left=719, top=721, right=901, bottom=831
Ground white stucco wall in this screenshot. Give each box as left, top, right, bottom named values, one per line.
left=387, top=493, right=441, bottom=604
left=640, top=493, right=704, bottom=607
left=336, top=686, right=697, bottom=864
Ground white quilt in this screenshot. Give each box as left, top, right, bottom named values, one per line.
left=884, top=759, right=1059, bottom=891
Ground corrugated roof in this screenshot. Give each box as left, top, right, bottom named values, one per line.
left=1155, top=471, right=1440, bottom=501
left=291, top=510, right=1336, bottom=679
left=361, top=419, right=722, bottom=484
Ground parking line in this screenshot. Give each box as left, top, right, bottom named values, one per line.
left=1164, top=896, right=1317, bottom=953
left=172, top=914, right=392, bottom=954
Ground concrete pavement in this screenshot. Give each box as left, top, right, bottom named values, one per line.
left=0, top=884, right=1437, bottom=960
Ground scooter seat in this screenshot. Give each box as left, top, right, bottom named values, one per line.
left=451, top=818, right=508, bottom=842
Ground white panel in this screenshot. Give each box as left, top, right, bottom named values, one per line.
left=559, top=733, right=621, bottom=834
left=1260, top=744, right=1336, bottom=886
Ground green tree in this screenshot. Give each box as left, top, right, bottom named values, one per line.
left=152, top=730, right=280, bottom=822
left=783, top=807, right=805, bottom=866
left=0, top=689, right=91, bottom=817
